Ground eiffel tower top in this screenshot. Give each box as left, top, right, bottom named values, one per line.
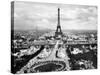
left=58, top=8, right=60, bottom=26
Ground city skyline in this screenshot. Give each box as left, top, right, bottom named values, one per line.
left=13, top=1, right=97, bottom=30
left=11, top=1, right=98, bottom=74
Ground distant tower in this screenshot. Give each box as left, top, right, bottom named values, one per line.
left=55, top=8, right=63, bottom=38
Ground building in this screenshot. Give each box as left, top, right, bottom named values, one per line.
left=55, top=8, right=63, bottom=39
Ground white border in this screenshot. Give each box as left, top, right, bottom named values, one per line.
left=0, top=0, right=100, bottom=75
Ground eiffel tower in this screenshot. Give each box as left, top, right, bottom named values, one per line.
left=55, top=8, right=63, bottom=38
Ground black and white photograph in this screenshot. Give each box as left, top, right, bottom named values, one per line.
left=11, top=1, right=97, bottom=74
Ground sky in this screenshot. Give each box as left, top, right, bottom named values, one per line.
left=13, top=1, right=97, bottom=30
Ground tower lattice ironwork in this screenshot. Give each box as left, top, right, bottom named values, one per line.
left=55, top=8, right=63, bottom=38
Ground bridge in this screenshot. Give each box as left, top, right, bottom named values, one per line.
left=30, top=40, right=97, bottom=46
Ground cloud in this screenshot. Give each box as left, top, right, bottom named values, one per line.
left=13, top=1, right=97, bottom=30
